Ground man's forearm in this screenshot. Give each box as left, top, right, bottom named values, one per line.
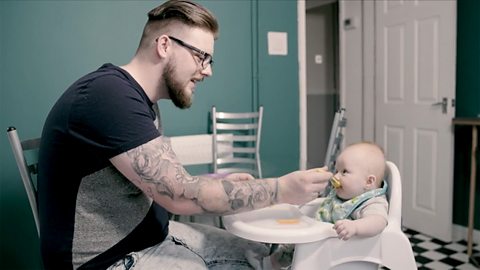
left=190, top=175, right=278, bottom=214
left=123, top=136, right=278, bottom=215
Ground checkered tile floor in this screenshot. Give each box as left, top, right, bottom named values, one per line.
left=382, top=228, right=479, bottom=270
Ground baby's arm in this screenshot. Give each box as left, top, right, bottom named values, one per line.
left=333, top=215, right=387, bottom=240
left=333, top=196, right=388, bottom=240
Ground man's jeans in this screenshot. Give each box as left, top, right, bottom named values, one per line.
left=107, top=221, right=269, bottom=269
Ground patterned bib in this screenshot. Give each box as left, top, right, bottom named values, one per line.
left=315, top=181, right=388, bottom=223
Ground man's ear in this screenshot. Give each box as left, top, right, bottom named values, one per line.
left=155, top=35, right=170, bottom=58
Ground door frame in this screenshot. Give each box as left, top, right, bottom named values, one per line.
left=298, top=0, right=374, bottom=171
left=298, top=0, right=307, bottom=170
left=298, top=0, right=342, bottom=171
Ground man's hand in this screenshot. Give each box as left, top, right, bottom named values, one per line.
left=277, top=167, right=332, bottom=205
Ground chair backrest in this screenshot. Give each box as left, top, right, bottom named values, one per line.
left=385, top=160, right=402, bottom=226
left=7, top=127, right=40, bottom=236
left=324, top=108, right=346, bottom=171
left=170, top=134, right=234, bottom=167
left=211, top=106, right=263, bottom=178
left=170, top=134, right=214, bottom=166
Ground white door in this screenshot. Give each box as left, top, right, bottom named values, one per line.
left=375, top=0, right=456, bottom=241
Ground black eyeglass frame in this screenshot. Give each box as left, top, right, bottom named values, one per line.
left=168, top=36, right=213, bottom=69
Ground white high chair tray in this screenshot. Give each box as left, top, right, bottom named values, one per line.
left=223, top=203, right=337, bottom=244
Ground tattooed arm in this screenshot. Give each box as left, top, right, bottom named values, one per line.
left=111, top=136, right=332, bottom=215
left=110, top=136, right=277, bottom=215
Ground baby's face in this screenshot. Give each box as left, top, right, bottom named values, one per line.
left=333, top=147, right=370, bottom=200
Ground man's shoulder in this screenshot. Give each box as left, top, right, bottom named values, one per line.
left=73, top=64, right=142, bottom=100
left=83, top=63, right=130, bottom=85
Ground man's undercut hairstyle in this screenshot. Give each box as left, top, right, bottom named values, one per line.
left=139, top=0, right=219, bottom=49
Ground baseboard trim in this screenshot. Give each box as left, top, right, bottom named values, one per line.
left=453, top=224, right=480, bottom=244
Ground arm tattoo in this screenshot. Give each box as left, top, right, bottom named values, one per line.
left=126, top=137, right=276, bottom=214
left=126, top=137, right=189, bottom=199
left=221, top=180, right=272, bottom=211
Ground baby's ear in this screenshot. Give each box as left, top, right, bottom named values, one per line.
left=366, top=175, right=377, bottom=189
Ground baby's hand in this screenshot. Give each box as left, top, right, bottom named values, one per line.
left=333, top=219, right=357, bottom=240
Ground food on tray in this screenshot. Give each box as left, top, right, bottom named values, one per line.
left=276, top=218, right=300, bottom=224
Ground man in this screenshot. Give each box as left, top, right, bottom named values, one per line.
left=38, top=0, right=332, bottom=269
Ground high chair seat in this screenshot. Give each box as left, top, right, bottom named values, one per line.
left=292, top=161, right=416, bottom=270
left=291, top=217, right=415, bottom=269
left=224, top=161, right=416, bottom=270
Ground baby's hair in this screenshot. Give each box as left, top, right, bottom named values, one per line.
left=347, top=141, right=386, bottom=187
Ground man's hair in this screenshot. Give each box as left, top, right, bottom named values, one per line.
left=138, top=0, right=219, bottom=50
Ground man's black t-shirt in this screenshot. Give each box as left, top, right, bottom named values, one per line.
left=38, top=64, right=169, bottom=269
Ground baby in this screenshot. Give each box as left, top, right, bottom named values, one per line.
left=247, top=142, right=389, bottom=270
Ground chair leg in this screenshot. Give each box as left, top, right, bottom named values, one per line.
left=217, top=216, right=225, bottom=229
left=269, top=244, right=279, bottom=255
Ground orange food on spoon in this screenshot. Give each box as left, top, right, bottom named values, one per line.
left=315, top=168, right=341, bottom=188
left=330, top=176, right=342, bottom=188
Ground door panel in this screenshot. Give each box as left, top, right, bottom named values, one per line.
left=375, top=0, right=456, bottom=241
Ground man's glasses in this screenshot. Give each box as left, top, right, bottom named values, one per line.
left=168, top=36, right=213, bottom=69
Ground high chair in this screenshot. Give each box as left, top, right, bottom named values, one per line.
left=292, top=161, right=417, bottom=269
left=224, top=161, right=416, bottom=269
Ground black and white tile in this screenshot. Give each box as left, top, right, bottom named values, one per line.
left=396, top=228, right=479, bottom=270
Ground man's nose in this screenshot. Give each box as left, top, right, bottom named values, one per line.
left=201, top=64, right=213, bottom=77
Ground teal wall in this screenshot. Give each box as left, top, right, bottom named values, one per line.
left=453, top=0, right=480, bottom=230
left=257, top=0, right=300, bottom=176
left=0, top=0, right=299, bottom=268
left=455, top=0, right=480, bottom=118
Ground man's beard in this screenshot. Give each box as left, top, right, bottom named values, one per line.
left=164, top=61, right=193, bottom=109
